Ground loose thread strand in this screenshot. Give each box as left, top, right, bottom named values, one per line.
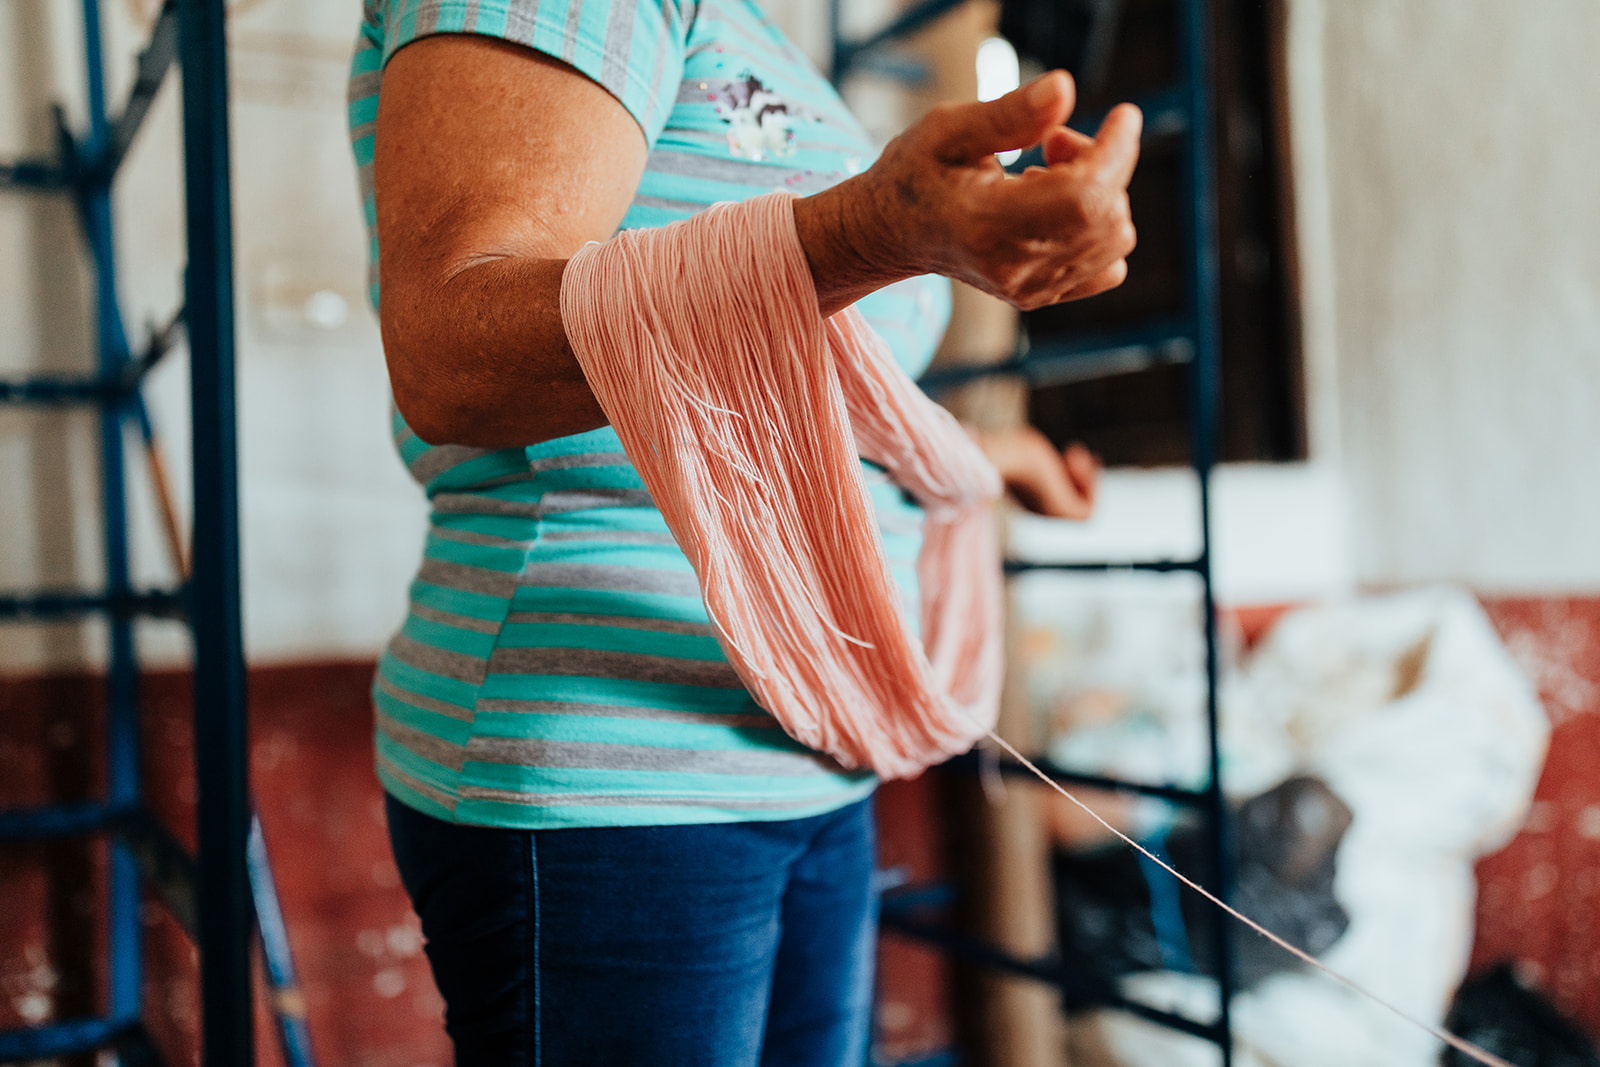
left=980, top=729, right=1513, bottom=1067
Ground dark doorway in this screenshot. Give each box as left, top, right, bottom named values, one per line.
left=1003, top=0, right=1305, bottom=465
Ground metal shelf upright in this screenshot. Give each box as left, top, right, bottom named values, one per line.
left=0, top=0, right=258, bottom=1062
left=831, top=1, right=1236, bottom=1063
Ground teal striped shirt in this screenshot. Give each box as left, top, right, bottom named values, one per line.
left=349, top=0, right=952, bottom=828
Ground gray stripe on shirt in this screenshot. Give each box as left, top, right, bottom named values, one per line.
left=417, top=557, right=519, bottom=596
left=457, top=784, right=862, bottom=810
left=538, top=528, right=678, bottom=546
left=349, top=71, right=382, bottom=101
left=562, top=0, right=583, bottom=63
left=644, top=146, right=800, bottom=187
left=428, top=525, right=528, bottom=549
left=600, top=0, right=634, bottom=97
left=486, top=646, right=742, bottom=688
left=379, top=709, right=466, bottom=770
left=514, top=562, right=701, bottom=597
left=628, top=192, right=711, bottom=216
left=409, top=443, right=498, bottom=483
left=432, top=493, right=544, bottom=519
left=465, top=736, right=835, bottom=776
left=527, top=451, right=632, bottom=472
left=540, top=489, right=655, bottom=513
left=409, top=601, right=504, bottom=634
left=375, top=673, right=475, bottom=722
left=379, top=754, right=460, bottom=812
left=503, top=611, right=712, bottom=635
left=475, top=696, right=772, bottom=728
left=388, top=632, right=490, bottom=684
left=415, top=1, right=443, bottom=35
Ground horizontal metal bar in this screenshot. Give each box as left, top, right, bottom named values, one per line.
left=0, top=305, right=181, bottom=406
left=947, top=750, right=1211, bottom=806
left=1003, top=556, right=1205, bottom=575
left=872, top=1050, right=958, bottom=1067
left=834, top=0, right=966, bottom=72
left=1068, top=87, right=1192, bottom=139
left=102, top=0, right=179, bottom=180
left=879, top=913, right=1224, bottom=1043
left=0, top=588, right=185, bottom=622
left=879, top=882, right=957, bottom=916
left=1002, top=91, right=1190, bottom=179
left=0, top=375, right=126, bottom=404
left=1080, top=991, right=1223, bottom=1043
left=132, top=301, right=187, bottom=378
left=0, top=802, right=199, bottom=937
left=0, top=156, right=67, bottom=191
left=1024, top=328, right=1194, bottom=388
left=124, top=810, right=200, bottom=938
left=1004, top=145, right=1046, bottom=174
left=0, top=1015, right=139, bottom=1060
left=879, top=912, right=1070, bottom=985
left=1, top=5, right=174, bottom=197
left=0, top=800, right=138, bottom=841
left=998, top=760, right=1210, bottom=807
left=842, top=50, right=929, bottom=86
left=918, top=320, right=1192, bottom=393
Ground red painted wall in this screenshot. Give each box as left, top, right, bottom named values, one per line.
left=1471, top=598, right=1600, bottom=1036
left=0, top=664, right=446, bottom=1067
left=2, top=593, right=1597, bottom=1062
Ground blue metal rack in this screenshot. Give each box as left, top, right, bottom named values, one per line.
left=831, top=2, right=1235, bottom=1064
left=0, top=1, right=306, bottom=1063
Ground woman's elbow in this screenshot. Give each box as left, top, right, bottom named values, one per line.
left=390, top=378, right=461, bottom=446
left=382, top=314, right=477, bottom=446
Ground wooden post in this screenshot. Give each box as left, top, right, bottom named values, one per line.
left=905, top=4, right=1064, bottom=1065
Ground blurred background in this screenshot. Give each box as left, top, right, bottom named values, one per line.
left=1, top=0, right=1597, bottom=1064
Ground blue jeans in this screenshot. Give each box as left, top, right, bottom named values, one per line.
left=385, top=794, right=878, bottom=1066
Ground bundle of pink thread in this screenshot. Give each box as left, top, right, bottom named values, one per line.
left=560, top=191, right=1003, bottom=779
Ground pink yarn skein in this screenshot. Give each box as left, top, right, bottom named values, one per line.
left=560, top=191, right=1002, bottom=779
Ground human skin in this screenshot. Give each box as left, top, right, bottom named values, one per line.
left=374, top=35, right=1134, bottom=517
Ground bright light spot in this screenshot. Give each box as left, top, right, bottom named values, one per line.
left=373, top=967, right=407, bottom=998
left=14, top=991, right=51, bottom=1023
left=303, top=288, right=350, bottom=331
left=1579, top=804, right=1600, bottom=839
left=976, top=37, right=1023, bottom=165
left=976, top=37, right=1020, bottom=103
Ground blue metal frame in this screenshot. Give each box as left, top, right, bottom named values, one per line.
left=251, top=813, right=317, bottom=1065
left=833, top=2, right=1234, bottom=1063
left=175, top=0, right=256, bottom=1060
left=0, top=1, right=310, bottom=1063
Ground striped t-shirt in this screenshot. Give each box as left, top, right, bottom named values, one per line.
left=348, top=0, right=952, bottom=828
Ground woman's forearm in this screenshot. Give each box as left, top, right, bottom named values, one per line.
left=792, top=178, right=915, bottom=317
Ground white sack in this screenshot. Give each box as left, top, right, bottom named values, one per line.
left=1071, top=587, right=1548, bottom=1067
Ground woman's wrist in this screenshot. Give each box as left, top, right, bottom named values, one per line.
left=792, top=172, right=919, bottom=317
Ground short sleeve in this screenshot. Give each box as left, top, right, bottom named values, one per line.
left=380, top=0, right=690, bottom=147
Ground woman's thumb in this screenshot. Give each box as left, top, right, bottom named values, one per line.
left=931, top=70, right=1076, bottom=161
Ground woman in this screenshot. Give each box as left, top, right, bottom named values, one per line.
left=348, top=0, right=1137, bottom=1062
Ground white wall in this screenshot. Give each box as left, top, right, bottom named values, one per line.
left=1021, top=0, right=1600, bottom=600
left=0, top=0, right=425, bottom=672
left=2, top=0, right=1597, bottom=674
left=1302, top=0, right=1600, bottom=593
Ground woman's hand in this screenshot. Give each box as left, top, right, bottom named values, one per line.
left=971, top=426, right=1100, bottom=520
left=794, top=71, right=1140, bottom=317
